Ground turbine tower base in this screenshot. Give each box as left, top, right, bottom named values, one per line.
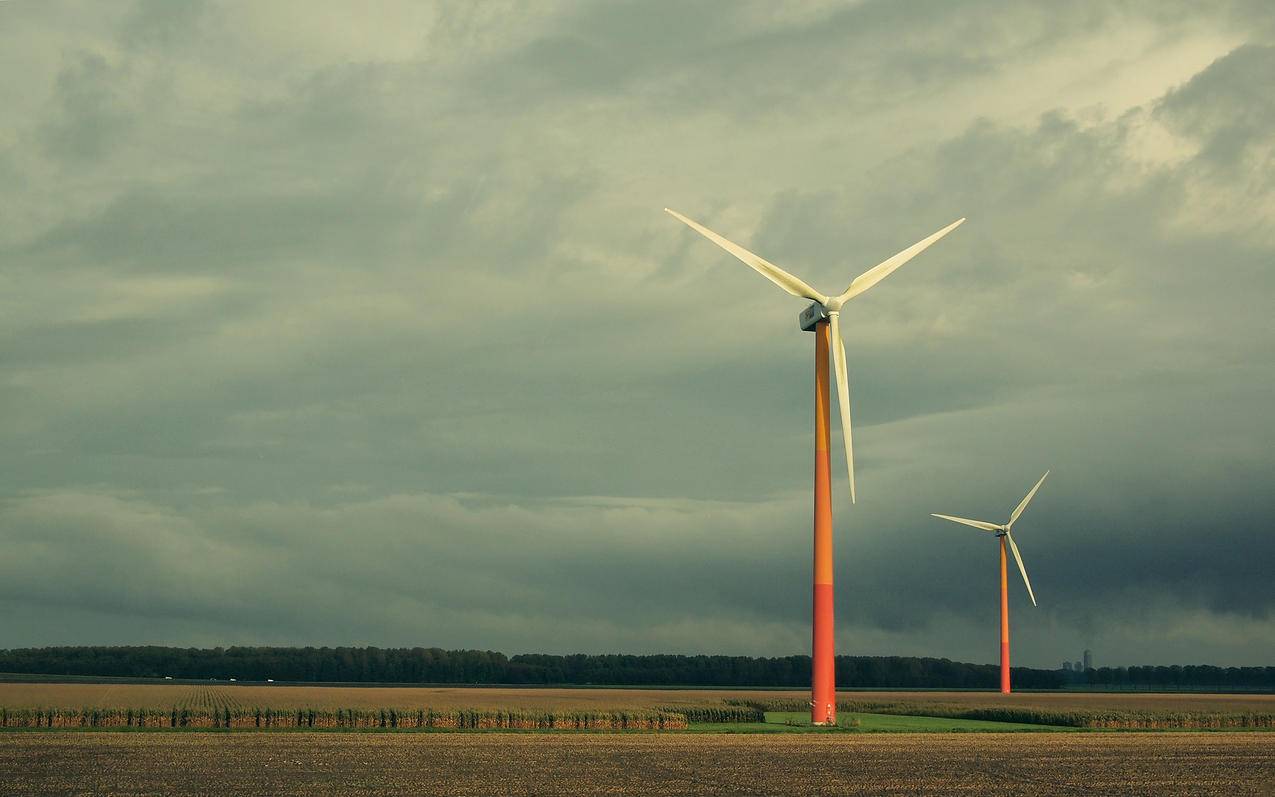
left=1000, top=535, right=1011, bottom=694
left=811, top=320, right=836, bottom=725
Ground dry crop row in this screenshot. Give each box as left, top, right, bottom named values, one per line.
left=0, top=707, right=688, bottom=731
left=657, top=704, right=764, bottom=723
left=3, top=684, right=1272, bottom=714
left=177, top=687, right=242, bottom=713
left=727, top=698, right=1275, bottom=729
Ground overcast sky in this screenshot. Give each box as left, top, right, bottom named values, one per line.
left=1, top=1, right=1272, bottom=668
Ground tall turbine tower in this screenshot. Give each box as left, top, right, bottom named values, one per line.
left=666, top=208, right=964, bottom=724
left=932, top=471, right=1049, bottom=694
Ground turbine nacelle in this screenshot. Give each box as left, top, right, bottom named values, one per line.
left=795, top=303, right=846, bottom=331
left=799, top=302, right=829, bottom=332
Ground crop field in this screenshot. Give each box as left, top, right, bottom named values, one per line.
left=847, top=690, right=1275, bottom=714
left=3, top=684, right=1273, bottom=732
left=3, top=683, right=1273, bottom=732
left=2, top=682, right=1272, bottom=713
left=687, top=713, right=1073, bottom=733
left=3, top=685, right=1272, bottom=793
left=0, top=683, right=765, bottom=711
left=730, top=693, right=1275, bottom=730
left=2, top=731, right=1273, bottom=796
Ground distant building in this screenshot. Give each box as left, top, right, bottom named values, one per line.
left=1083, top=650, right=1093, bottom=671
left=1074, top=660, right=1083, bottom=672
left=1062, top=661, right=1073, bottom=671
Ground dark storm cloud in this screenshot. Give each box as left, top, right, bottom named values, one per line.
left=1156, top=44, right=1275, bottom=161
left=40, top=51, right=135, bottom=162
left=0, top=1, right=1272, bottom=666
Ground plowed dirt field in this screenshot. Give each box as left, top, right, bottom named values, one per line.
left=2, top=731, right=1272, bottom=796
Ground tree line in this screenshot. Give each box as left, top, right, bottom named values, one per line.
left=1076, top=665, right=1275, bottom=689
left=0, top=646, right=1063, bottom=687
left=0, top=646, right=1268, bottom=689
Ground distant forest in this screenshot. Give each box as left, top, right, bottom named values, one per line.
left=0, top=646, right=1065, bottom=688
left=0, top=647, right=1264, bottom=689
left=1079, top=665, right=1275, bottom=689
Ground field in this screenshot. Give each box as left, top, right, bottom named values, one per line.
left=4, top=685, right=1272, bottom=793
left=3, top=682, right=1273, bottom=713
left=3, top=731, right=1273, bottom=796
left=0, top=682, right=762, bottom=711
left=3, top=683, right=1274, bottom=732
left=690, top=711, right=1076, bottom=733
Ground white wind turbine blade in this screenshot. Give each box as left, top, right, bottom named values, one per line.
left=1005, top=532, right=1037, bottom=606
left=1009, top=471, right=1050, bottom=526
left=827, top=313, right=856, bottom=504
left=930, top=513, right=1001, bottom=532
left=838, top=218, right=965, bottom=301
left=665, top=209, right=828, bottom=303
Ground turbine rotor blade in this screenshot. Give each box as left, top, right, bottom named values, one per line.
left=827, top=313, right=855, bottom=504
left=930, top=513, right=1001, bottom=532
left=1009, top=470, right=1050, bottom=526
left=839, top=218, right=965, bottom=301
left=664, top=209, right=828, bottom=303
left=1005, top=532, right=1037, bottom=606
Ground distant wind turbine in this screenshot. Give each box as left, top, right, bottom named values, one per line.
left=666, top=207, right=964, bottom=724
left=932, top=471, right=1049, bottom=694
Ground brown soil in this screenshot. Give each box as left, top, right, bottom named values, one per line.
left=2, top=731, right=1272, bottom=796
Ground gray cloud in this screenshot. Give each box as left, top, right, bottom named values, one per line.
left=0, top=1, right=1272, bottom=667
left=1156, top=43, right=1275, bottom=168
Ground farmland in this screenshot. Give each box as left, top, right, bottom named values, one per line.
left=0, top=682, right=763, bottom=711
left=730, top=693, right=1275, bottom=730
left=2, top=684, right=1272, bottom=792
left=3, top=683, right=1273, bottom=733
left=3, top=731, right=1273, bottom=796
left=2, top=682, right=1273, bottom=713
left=710, top=711, right=1078, bottom=732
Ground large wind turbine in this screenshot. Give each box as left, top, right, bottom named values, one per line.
left=666, top=208, right=964, bottom=724
left=932, top=471, right=1049, bottom=694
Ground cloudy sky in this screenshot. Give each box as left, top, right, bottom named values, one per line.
left=1, top=1, right=1272, bottom=668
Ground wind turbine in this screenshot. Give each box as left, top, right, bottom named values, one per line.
left=666, top=208, right=964, bottom=724
left=932, top=471, right=1049, bottom=695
